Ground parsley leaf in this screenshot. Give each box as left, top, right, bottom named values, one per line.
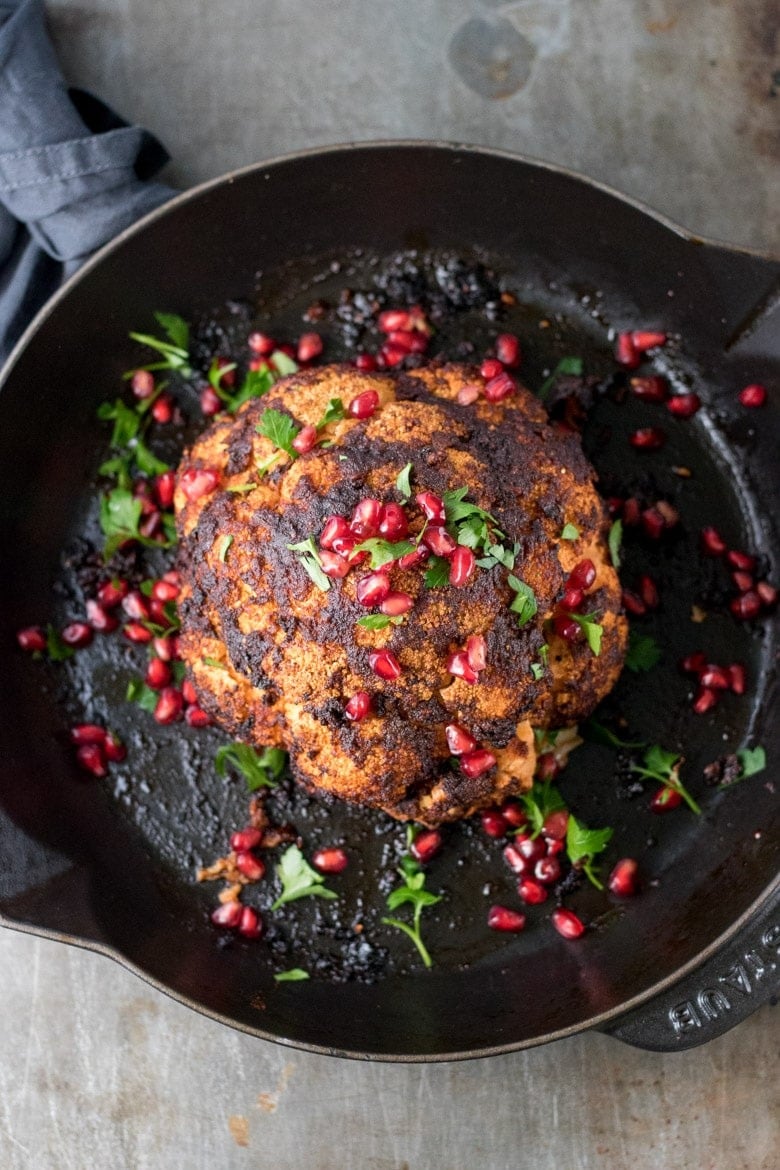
left=566, top=814, right=613, bottom=889
left=270, top=350, right=299, bottom=377
left=316, top=397, right=345, bottom=428
left=507, top=575, right=537, bottom=627
left=287, top=537, right=331, bottom=591
left=100, top=488, right=144, bottom=559
left=272, top=845, right=338, bottom=909
left=538, top=356, right=583, bottom=400
left=215, top=742, right=287, bottom=791
left=625, top=631, right=661, bottom=673
left=154, top=310, right=189, bottom=352
left=356, top=614, right=403, bottom=630
left=126, top=677, right=160, bottom=713
left=608, top=519, right=623, bottom=571
left=207, top=357, right=238, bottom=395
left=584, top=719, right=645, bottom=750
left=424, top=555, right=451, bottom=588
left=225, top=366, right=277, bottom=413
left=561, top=523, right=580, bottom=541
left=274, top=968, right=310, bottom=983
left=530, top=662, right=545, bottom=680
left=216, top=534, right=234, bottom=563
left=226, top=482, right=257, bottom=494
left=97, top=398, right=141, bottom=448
left=128, top=311, right=191, bottom=376
left=629, top=745, right=701, bottom=814
left=737, top=745, right=766, bottom=779
left=382, top=843, right=442, bottom=968
left=256, top=408, right=300, bottom=458
left=202, top=655, right=228, bottom=671
left=45, top=624, right=74, bottom=662
left=520, top=782, right=566, bottom=838
left=352, top=538, right=414, bottom=569
left=395, top=462, right=413, bottom=501
left=133, top=437, right=170, bottom=477
left=572, top=611, right=603, bottom=656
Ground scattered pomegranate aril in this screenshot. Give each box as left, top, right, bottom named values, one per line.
left=449, top=546, right=476, bottom=587
left=152, top=471, right=175, bottom=511
left=692, top=686, right=719, bottom=714
left=248, top=331, right=275, bottom=356
left=518, top=878, right=548, bottom=905
left=97, top=579, right=129, bottom=609
left=422, top=526, right=457, bottom=557
left=83, top=599, right=117, bottom=633
left=398, top=546, right=428, bottom=570
left=622, top=589, right=646, bottom=617
left=515, top=836, right=547, bottom=865
left=180, top=467, right=220, bottom=502
left=411, top=830, right=443, bottom=864
left=380, top=591, right=414, bottom=616
left=153, top=635, right=175, bottom=661
left=415, top=491, right=446, bottom=524
left=638, top=574, right=660, bottom=609
left=739, top=383, right=766, bottom=408
left=61, top=622, right=93, bottom=649
left=495, top=333, right=521, bottom=368
left=122, top=590, right=149, bottom=621
left=199, top=386, right=222, bottom=416
left=69, top=723, right=107, bottom=745
left=369, top=649, right=402, bottom=680
left=345, top=691, right=372, bottom=721
left=320, top=515, right=350, bottom=550
left=185, top=705, right=211, bottom=728
left=679, top=651, right=707, bottom=674
left=460, top=749, right=496, bottom=778
left=536, top=753, right=560, bottom=781
left=122, top=622, right=152, bottom=644
left=700, top=526, right=727, bottom=556
left=151, top=393, right=173, bottom=424
left=354, top=352, right=377, bottom=372
left=388, top=329, right=427, bottom=354
left=378, top=308, right=413, bottom=333
left=730, top=591, right=761, bottom=620
left=631, top=330, right=668, bottom=352
left=561, top=586, right=585, bottom=612
left=350, top=498, right=382, bottom=538
left=551, top=907, right=586, bottom=939
left=568, top=559, right=596, bottom=591
left=75, top=742, right=107, bottom=778
left=356, top=571, right=391, bottom=606
left=553, top=614, right=580, bottom=642
left=317, top=550, right=349, bottom=579
left=378, top=503, right=409, bottom=541
left=297, top=332, right=323, bottom=363
left=607, top=858, right=639, bottom=898
left=727, top=663, right=746, bottom=694
left=211, top=901, right=243, bottom=929
left=615, top=332, right=640, bottom=368
left=731, top=571, right=754, bottom=593
left=231, top=827, right=263, bottom=852
left=629, top=427, right=666, bottom=451
left=153, top=687, right=184, bottom=724
left=181, top=679, right=198, bottom=705
left=500, top=800, right=527, bottom=829
left=480, top=357, right=504, bottom=380
left=622, top=498, right=641, bottom=526
left=629, top=375, right=669, bottom=402
left=445, top=723, right=478, bottom=756
left=236, top=851, right=266, bottom=881
left=145, top=657, right=172, bottom=690
left=503, top=844, right=529, bottom=875
left=16, top=626, right=46, bottom=653
left=456, top=383, right=481, bottom=405
left=131, top=369, right=155, bottom=399
left=312, top=846, right=349, bottom=874
left=725, top=549, right=757, bottom=572
left=484, top=371, right=516, bottom=402
left=446, top=652, right=479, bottom=685
left=238, top=906, right=263, bottom=939
left=534, top=857, right=561, bottom=885
left=488, top=905, right=526, bottom=932
left=667, top=393, right=701, bottom=418
left=542, top=809, right=569, bottom=841
left=482, top=809, right=509, bottom=838
left=699, top=667, right=730, bottom=690
left=103, top=733, right=127, bottom=762
left=379, top=343, right=407, bottom=367
left=650, top=785, right=683, bottom=813
left=348, top=390, right=380, bottom=419
left=292, top=424, right=318, bottom=455
left=465, top=634, right=487, bottom=672
left=757, top=582, right=778, bottom=609
left=152, top=580, right=180, bottom=603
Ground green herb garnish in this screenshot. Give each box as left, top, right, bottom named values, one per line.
left=316, top=397, right=345, bottom=429
left=126, top=678, right=159, bottom=713
left=352, top=538, right=414, bottom=569
left=274, top=968, right=310, bottom=983
left=287, top=537, right=331, bottom=592
left=256, top=408, right=300, bottom=459
left=572, top=611, right=603, bottom=656
left=272, top=845, right=338, bottom=909
left=608, top=518, right=623, bottom=570
left=99, top=488, right=145, bottom=559
left=736, top=745, right=766, bottom=780
left=395, top=462, right=413, bottom=501
left=625, top=632, right=661, bottom=673
left=566, top=814, right=613, bottom=889
left=356, top=614, right=404, bottom=630
left=45, top=624, right=74, bottom=662
left=583, top=719, right=645, bottom=750
left=520, top=782, right=567, bottom=838
left=561, top=523, right=580, bottom=541
left=270, top=350, right=299, bottom=377
left=215, top=742, right=287, bottom=792
left=202, top=656, right=229, bottom=671
left=424, top=555, right=451, bottom=588
left=127, top=311, right=191, bottom=375
left=538, top=356, right=583, bottom=400
left=382, top=840, right=442, bottom=969
left=507, top=575, right=537, bottom=627
left=629, top=745, right=701, bottom=814
left=217, top=534, right=234, bottom=563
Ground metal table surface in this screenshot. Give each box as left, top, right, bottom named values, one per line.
left=1, top=2, right=778, bottom=1167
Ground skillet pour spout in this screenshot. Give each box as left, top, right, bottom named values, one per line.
left=0, top=142, right=778, bottom=1059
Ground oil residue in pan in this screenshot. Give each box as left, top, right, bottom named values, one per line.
left=45, top=247, right=766, bottom=983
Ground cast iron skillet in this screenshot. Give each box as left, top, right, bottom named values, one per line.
left=0, top=143, right=778, bottom=1060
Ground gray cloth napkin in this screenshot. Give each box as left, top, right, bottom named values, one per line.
left=0, top=0, right=175, bottom=362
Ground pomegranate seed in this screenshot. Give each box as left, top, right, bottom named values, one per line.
left=449, top=546, right=476, bottom=587
left=608, top=858, right=639, bottom=897
left=726, top=549, right=757, bottom=572
left=380, top=591, right=413, bottom=616
left=69, top=723, right=107, bottom=745
left=422, top=526, right=457, bottom=557
left=153, top=636, right=175, bottom=661
left=679, top=651, right=707, bottom=674
left=700, top=527, right=727, bottom=556
left=75, top=743, right=107, bottom=778
left=103, top=733, right=127, bottom=762
left=456, top=383, right=480, bottom=405
left=411, top=830, right=442, bottom=864
left=503, top=844, right=529, bottom=875
left=465, top=634, right=487, bottom=672
left=415, top=491, right=446, bottom=523
left=61, top=622, right=93, bottom=649
left=292, top=424, right=318, bottom=455
left=621, top=589, right=646, bottom=617
left=398, top=546, right=428, bottom=570
left=552, top=907, right=586, bottom=939
left=730, top=591, right=761, bottom=620
left=692, top=686, right=719, bottom=713
left=518, top=878, right=548, bottom=905
left=153, top=580, right=181, bottom=603
left=553, top=615, right=580, bottom=642
left=629, top=427, right=666, bottom=451
left=319, top=550, right=350, bottom=579
left=145, top=657, right=172, bottom=690
left=536, top=753, right=560, bottom=781
left=629, top=375, right=669, bottom=402
left=667, top=393, right=701, bottom=418
left=236, top=851, right=266, bottom=881
left=460, top=749, right=496, bottom=778
left=699, top=666, right=730, bottom=690
left=231, top=828, right=263, bottom=852
left=151, top=393, right=173, bottom=424
left=337, top=539, right=368, bottom=567
left=354, top=352, right=377, bottom=372
left=638, top=574, right=660, bottom=609
left=484, top=371, right=516, bottom=402
left=542, top=810, right=569, bottom=840
left=445, top=723, right=478, bottom=756
left=16, top=626, right=46, bottom=653
left=297, top=332, right=323, bottom=363
left=650, top=785, right=682, bottom=813
left=446, top=652, right=479, bottom=684
left=500, top=800, right=527, bottom=829
left=480, top=358, right=504, bottom=380
left=495, top=333, right=521, bottom=367
left=481, top=810, right=509, bottom=838
left=345, top=691, right=372, bottom=721
left=153, top=471, right=175, bottom=510
left=388, top=329, right=427, bottom=354
left=211, top=901, right=242, bottom=929
left=131, top=370, right=155, bottom=399
left=568, top=559, right=596, bottom=591
left=350, top=498, right=382, bottom=538
left=320, top=516, right=349, bottom=549
left=122, top=591, right=149, bottom=621
left=356, top=571, right=391, bottom=606
left=238, top=906, right=263, bottom=939
left=757, top=581, right=778, bottom=608
left=379, top=503, right=409, bottom=540
left=488, top=905, right=526, bottom=932
left=153, top=687, right=184, bottom=724
left=348, top=390, right=380, bottom=419
left=739, top=383, right=766, bottom=408
left=97, top=579, right=129, bottom=609
left=312, top=847, right=349, bottom=874
left=515, top=836, right=546, bottom=864
left=378, top=308, right=413, bottom=333
left=369, top=649, right=402, bottom=680
left=535, top=857, right=561, bottom=884
left=122, top=622, right=152, bottom=644
left=83, top=600, right=118, bottom=633
left=181, top=679, right=198, bottom=705
left=248, top=331, right=275, bottom=356
left=615, top=332, right=640, bottom=368
left=631, top=330, right=667, bottom=352
left=185, top=705, right=211, bottom=728
left=562, top=586, right=585, bottom=612
left=180, top=467, right=220, bottom=502
left=380, top=343, right=407, bottom=367
left=727, top=664, right=746, bottom=694
left=732, top=571, right=754, bottom=593
left=200, top=386, right=222, bottom=416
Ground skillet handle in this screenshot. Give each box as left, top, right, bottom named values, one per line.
left=603, top=888, right=780, bottom=1051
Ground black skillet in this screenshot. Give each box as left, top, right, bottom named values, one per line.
left=0, top=143, right=778, bottom=1059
